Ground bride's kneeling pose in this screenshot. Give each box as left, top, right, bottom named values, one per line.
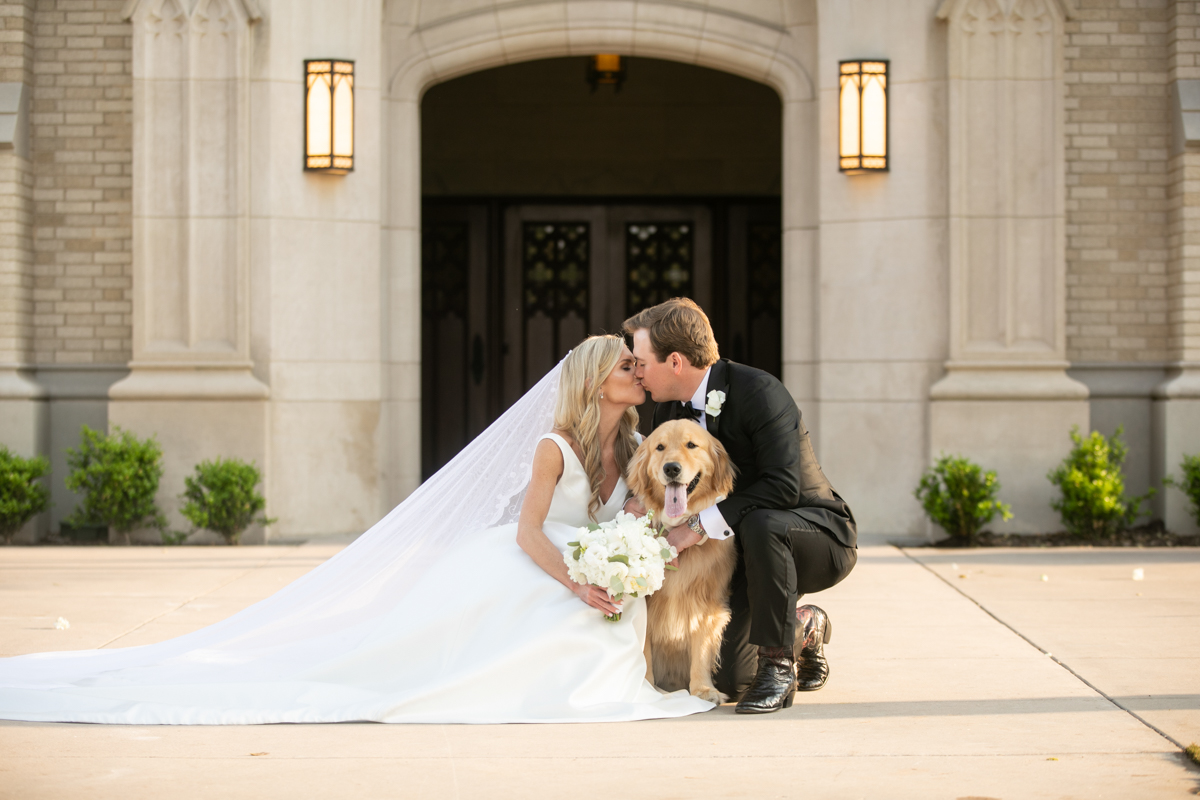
left=0, top=336, right=714, bottom=725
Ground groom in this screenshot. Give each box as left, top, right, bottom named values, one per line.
left=625, top=298, right=857, bottom=714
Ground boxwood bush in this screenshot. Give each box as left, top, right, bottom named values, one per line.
left=1166, top=453, right=1200, bottom=527
left=180, top=457, right=272, bottom=545
left=0, top=446, right=50, bottom=545
left=1047, top=426, right=1152, bottom=539
left=65, top=425, right=166, bottom=545
left=914, top=454, right=1012, bottom=544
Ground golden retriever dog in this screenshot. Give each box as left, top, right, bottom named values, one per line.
left=627, top=420, right=737, bottom=704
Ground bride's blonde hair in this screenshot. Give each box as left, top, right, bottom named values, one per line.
left=554, top=335, right=642, bottom=520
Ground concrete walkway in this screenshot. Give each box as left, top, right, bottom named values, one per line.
left=1, top=538, right=1197, bottom=799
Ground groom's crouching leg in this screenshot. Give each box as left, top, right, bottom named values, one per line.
left=787, top=524, right=857, bottom=692
left=739, top=509, right=801, bottom=648
left=734, top=510, right=800, bottom=714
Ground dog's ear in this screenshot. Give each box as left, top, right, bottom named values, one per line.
left=708, top=434, right=737, bottom=498
left=626, top=436, right=651, bottom=501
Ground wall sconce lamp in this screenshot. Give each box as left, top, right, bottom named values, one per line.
left=305, top=59, right=354, bottom=174
left=839, top=60, right=888, bottom=173
left=587, top=54, right=626, bottom=92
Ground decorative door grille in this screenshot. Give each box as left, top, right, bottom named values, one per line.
left=625, top=222, right=694, bottom=315
left=522, top=222, right=590, bottom=374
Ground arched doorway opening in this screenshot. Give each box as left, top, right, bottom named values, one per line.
left=419, top=56, right=783, bottom=476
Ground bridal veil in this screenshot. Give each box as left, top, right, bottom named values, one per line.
left=0, top=359, right=565, bottom=691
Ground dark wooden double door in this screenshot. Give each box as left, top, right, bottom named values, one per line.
left=421, top=199, right=782, bottom=478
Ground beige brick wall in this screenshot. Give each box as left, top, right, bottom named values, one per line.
left=30, top=0, right=130, bottom=365
left=1064, top=0, right=1172, bottom=364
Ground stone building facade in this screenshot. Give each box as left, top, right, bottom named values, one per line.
left=1, top=0, right=1198, bottom=542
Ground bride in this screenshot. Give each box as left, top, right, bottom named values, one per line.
left=0, top=335, right=714, bottom=724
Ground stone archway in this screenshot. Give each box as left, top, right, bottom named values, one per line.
left=379, top=1, right=820, bottom=507
left=417, top=56, right=784, bottom=476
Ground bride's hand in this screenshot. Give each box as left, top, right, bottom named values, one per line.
left=573, top=583, right=621, bottom=615
left=622, top=497, right=647, bottom=517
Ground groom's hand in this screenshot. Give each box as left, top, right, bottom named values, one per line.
left=664, top=524, right=703, bottom=566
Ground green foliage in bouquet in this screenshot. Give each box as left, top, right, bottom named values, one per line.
left=913, top=454, right=1012, bottom=544
left=1165, top=453, right=1200, bottom=527
left=65, top=425, right=166, bottom=544
left=1048, top=426, right=1152, bottom=539
left=179, top=457, right=273, bottom=545
left=0, top=446, right=50, bottom=544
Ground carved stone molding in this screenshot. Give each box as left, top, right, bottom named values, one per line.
left=121, top=0, right=262, bottom=24
left=113, top=0, right=265, bottom=400
left=932, top=0, right=1085, bottom=401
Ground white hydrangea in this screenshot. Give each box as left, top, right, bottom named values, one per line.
left=563, top=511, right=677, bottom=620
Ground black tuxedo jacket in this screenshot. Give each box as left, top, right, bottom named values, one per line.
left=650, top=358, right=857, bottom=548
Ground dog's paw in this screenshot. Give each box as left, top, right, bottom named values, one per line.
left=691, top=685, right=728, bottom=704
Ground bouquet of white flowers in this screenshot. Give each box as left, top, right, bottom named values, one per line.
left=563, top=510, right=678, bottom=621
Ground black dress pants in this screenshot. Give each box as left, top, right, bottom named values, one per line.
left=713, top=508, right=857, bottom=700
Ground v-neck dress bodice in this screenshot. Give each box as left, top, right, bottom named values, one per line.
left=541, top=433, right=627, bottom=530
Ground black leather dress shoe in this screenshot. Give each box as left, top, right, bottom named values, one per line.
left=734, top=647, right=796, bottom=714
left=794, top=605, right=832, bottom=692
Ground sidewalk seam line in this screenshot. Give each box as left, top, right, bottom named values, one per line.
left=897, top=546, right=1187, bottom=752
left=95, top=547, right=301, bottom=650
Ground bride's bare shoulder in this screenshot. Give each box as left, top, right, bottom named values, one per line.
left=550, top=429, right=587, bottom=464
left=550, top=427, right=577, bottom=447
left=532, top=436, right=565, bottom=482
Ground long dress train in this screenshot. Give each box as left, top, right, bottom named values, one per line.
left=0, top=433, right=713, bottom=724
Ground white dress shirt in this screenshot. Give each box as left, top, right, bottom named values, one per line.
left=687, top=367, right=736, bottom=540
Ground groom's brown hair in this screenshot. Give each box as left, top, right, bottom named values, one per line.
left=623, top=298, right=720, bottom=368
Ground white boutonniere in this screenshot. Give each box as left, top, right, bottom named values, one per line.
left=705, top=390, right=726, bottom=417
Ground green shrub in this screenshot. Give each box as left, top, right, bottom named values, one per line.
left=179, top=457, right=272, bottom=545
left=65, top=425, right=166, bottom=544
left=1165, top=454, right=1200, bottom=527
left=914, top=454, right=1012, bottom=543
left=1047, top=426, right=1152, bottom=539
left=0, top=446, right=50, bottom=545
left=160, top=529, right=190, bottom=546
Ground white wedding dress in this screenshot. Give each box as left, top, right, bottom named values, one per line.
left=0, top=432, right=713, bottom=725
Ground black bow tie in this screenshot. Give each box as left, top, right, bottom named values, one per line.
left=680, top=401, right=703, bottom=421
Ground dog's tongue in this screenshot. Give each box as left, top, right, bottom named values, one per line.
left=664, top=483, right=688, bottom=520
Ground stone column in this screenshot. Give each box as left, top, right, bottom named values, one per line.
left=0, top=0, right=44, bottom=542
left=382, top=2, right=421, bottom=510
left=931, top=0, right=1089, bottom=533
left=109, top=0, right=269, bottom=542
left=780, top=7, right=820, bottom=439
left=1156, top=0, right=1200, bottom=534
